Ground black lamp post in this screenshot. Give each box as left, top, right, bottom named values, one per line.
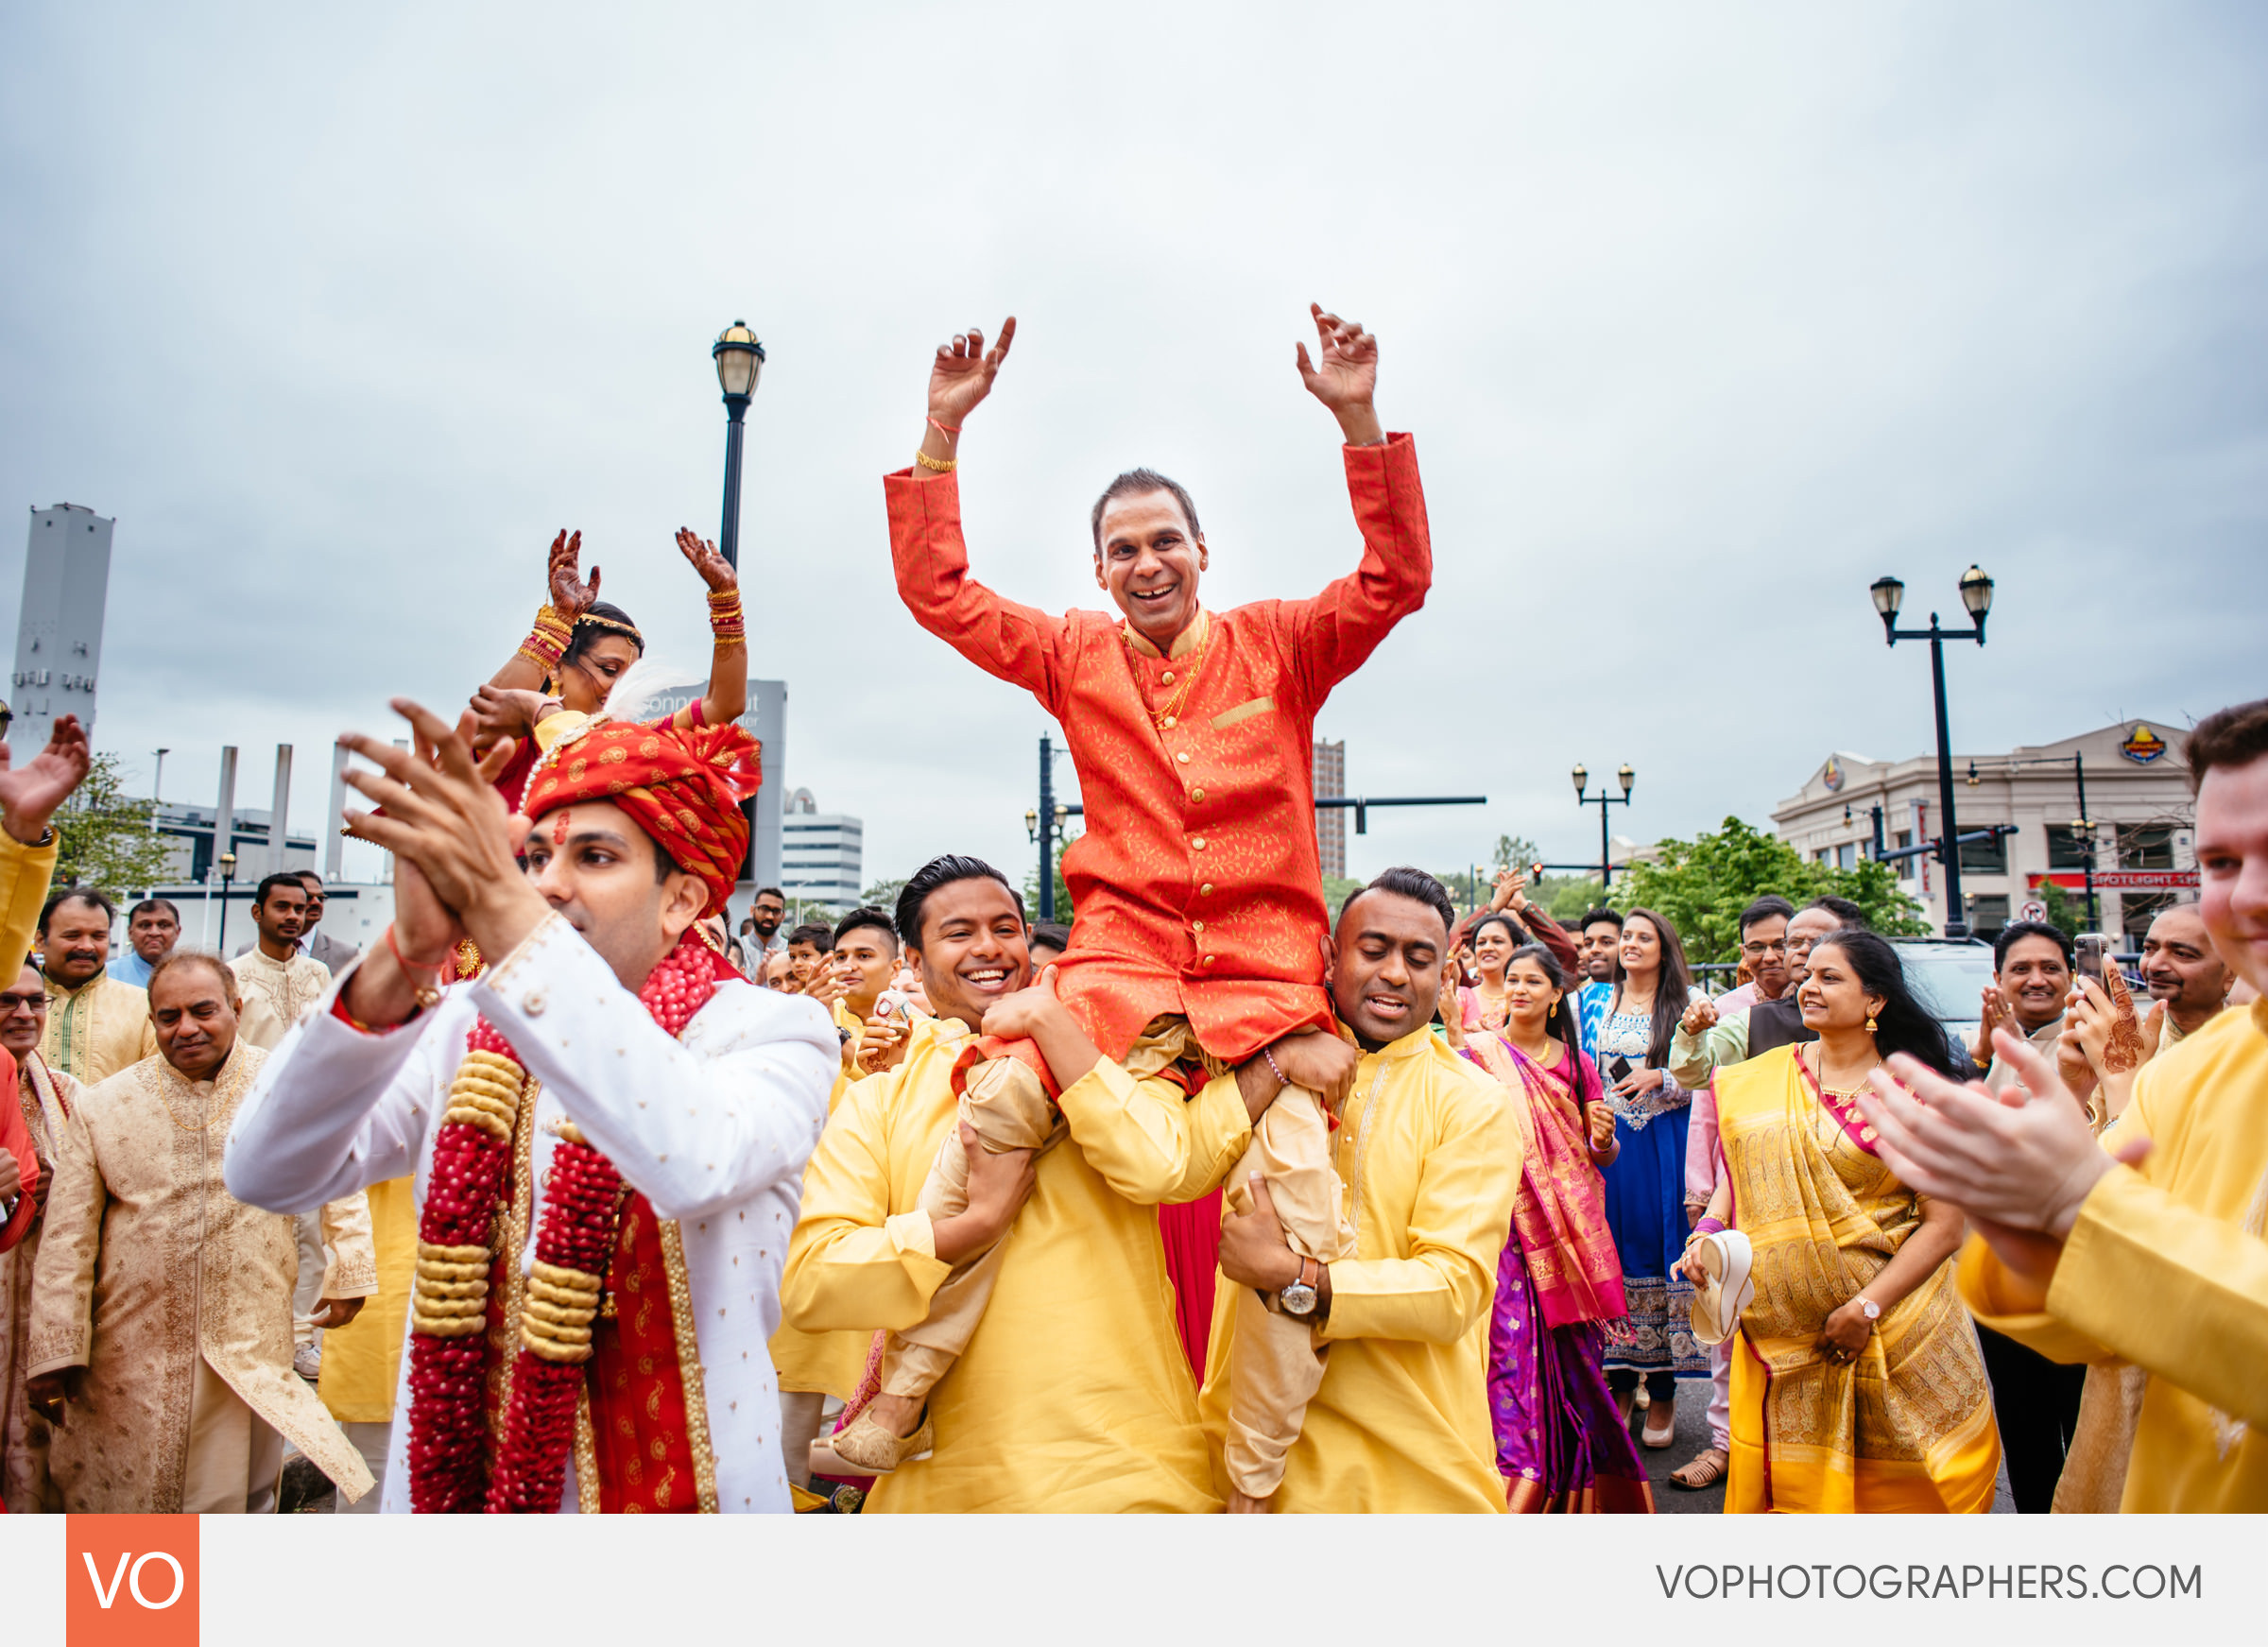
left=712, top=320, right=765, bottom=571
left=1572, top=762, right=1635, bottom=888
left=1871, top=566, right=1995, bottom=939
left=1025, top=733, right=1074, bottom=920
left=215, top=850, right=238, bottom=954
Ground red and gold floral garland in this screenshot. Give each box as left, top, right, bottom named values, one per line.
left=406, top=927, right=719, bottom=1513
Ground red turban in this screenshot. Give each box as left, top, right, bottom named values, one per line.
left=520, top=716, right=762, bottom=918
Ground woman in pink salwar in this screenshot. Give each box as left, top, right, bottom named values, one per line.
left=1450, top=936, right=1655, bottom=1512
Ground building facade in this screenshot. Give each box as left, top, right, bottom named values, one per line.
left=10, top=505, right=112, bottom=762
left=1774, top=719, right=2198, bottom=943
left=780, top=788, right=864, bottom=915
left=1313, top=738, right=1346, bottom=879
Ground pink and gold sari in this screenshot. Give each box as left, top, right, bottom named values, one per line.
left=1716, top=1045, right=1999, bottom=1514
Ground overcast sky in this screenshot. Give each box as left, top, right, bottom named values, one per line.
left=4, top=2, right=2262, bottom=898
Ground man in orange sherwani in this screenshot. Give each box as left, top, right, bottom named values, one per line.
left=853, top=305, right=1432, bottom=1510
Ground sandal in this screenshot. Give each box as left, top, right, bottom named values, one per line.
left=1670, top=1446, right=1727, bottom=1489
left=825, top=1407, right=934, bottom=1474
left=1641, top=1398, right=1677, bottom=1450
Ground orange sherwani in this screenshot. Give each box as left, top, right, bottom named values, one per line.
left=885, top=434, right=1433, bottom=1063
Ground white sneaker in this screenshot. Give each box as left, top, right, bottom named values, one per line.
left=294, top=1343, right=323, bottom=1382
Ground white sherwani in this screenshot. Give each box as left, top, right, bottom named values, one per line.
left=223, top=913, right=838, bottom=1513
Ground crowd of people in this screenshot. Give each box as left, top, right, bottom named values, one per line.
left=0, top=305, right=2260, bottom=1518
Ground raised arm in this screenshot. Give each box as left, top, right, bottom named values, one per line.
left=884, top=317, right=1072, bottom=707
left=1279, top=306, right=1431, bottom=705
left=489, top=531, right=598, bottom=693
left=672, top=528, right=746, bottom=726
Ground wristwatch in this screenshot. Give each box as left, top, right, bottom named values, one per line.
left=1278, top=1257, right=1322, bottom=1318
left=1855, top=1295, right=1881, bottom=1324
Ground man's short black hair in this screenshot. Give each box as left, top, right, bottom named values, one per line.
left=41, top=888, right=114, bottom=937
left=785, top=922, right=834, bottom=952
left=754, top=886, right=786, bottom=904
left=897, top=855, right=1020, bottom=951
left=1342, top=866, right=1456, bottom=939
left=1738, top=894, right=1797, bottom=935
left=1091, top=469, right=1201, bottom=555
left=254, top=872, right=308, bottom=909
left=129, top=898, right=181, bottom=924
left=1579, top=906, right=1624, bottom=933
left=1993, top=919, right=2074, bottom=972
left=833, top=907, right=899, bottom=952
left=1027, top=920, right=1072, bottom=956
left=298, top=870, right=324, bottom=889
left=1804, top=895, right=1868, bottom=928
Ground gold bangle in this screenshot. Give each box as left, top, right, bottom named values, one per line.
left=914, top=450, right=957, bottom=473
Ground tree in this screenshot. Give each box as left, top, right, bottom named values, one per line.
left=859, top=877, right=906, bottom=914
left=1539, top=876, right=1606, bottom=922
left=1022, top=836, right=1077, bottom=925
left=1491, top=834, right=1539, bottom=874
left=54, top=752, right=175, bottom=898
left=1610, top=815, right=1926, bottom=965
left=2034, top=882, right=2101, bottom=941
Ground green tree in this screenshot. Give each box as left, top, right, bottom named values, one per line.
left=1321, top=874, right=1366, bottom=916
left=1539, top=876, right=1606, bottom=922
left=2034, top=882, right=2102, bottom=941
left=1491, top=834, right=1540, bottom=874
left=859, top=877, right=906, bottom=914
left=1611, top=815, right=1926, bottom=965
left=55, top=752, right=174, bottom=897
left=1022, top=837, right=1077, bottom=925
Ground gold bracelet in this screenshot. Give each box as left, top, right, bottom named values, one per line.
left=914, top=450, right=957, bottom=473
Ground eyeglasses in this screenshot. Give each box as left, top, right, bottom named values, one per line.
left=1741, top=939, right=1789, bottom=958
left=0, top=992, right=47, bottom=1012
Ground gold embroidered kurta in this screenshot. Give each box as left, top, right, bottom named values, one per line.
left=229, top=949, right=334, bottom=1053
left=1195, top=1025, right=1518, bottom=1514
left=1962, top=1000, right=2268, bottom=1513
left=782, top=1013, right=1246, bottom=1511
left=26, top=1045, right=374, bottom=1510
left=0, top=1053, right=77, bottom=1511
left=40, top=974, right=157, bottom=1087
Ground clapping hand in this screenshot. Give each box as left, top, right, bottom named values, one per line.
left=0, top=713, right=91, bottom=847
left=1973, top=986, right=2013, bottom=1063
left=1490, top=868, right=1528, bottom=914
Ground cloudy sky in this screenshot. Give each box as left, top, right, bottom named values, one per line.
left=4, top=2, right=2262, bottom=899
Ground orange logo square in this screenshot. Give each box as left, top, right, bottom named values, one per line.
left=65, top=1515, right=198, bottom=1647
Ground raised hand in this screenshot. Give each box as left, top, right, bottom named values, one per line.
left=547, top=530, right=599, bottom=618
left=1295, top=303, right=1384, bottom=444
left=2095, top=962, right=2148, bottom=1074
left=674, top=528, right=736, bottom=593
left=0, top=713, right=91, bottom=846
left=1681, top=997, right=1719, bottom=1037
left=465, top=684, right=549, bottom=750
left=927, top=319, right=1017, bottom=430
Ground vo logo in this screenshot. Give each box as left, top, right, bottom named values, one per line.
left=65, top=1515, right=198, bottom=1646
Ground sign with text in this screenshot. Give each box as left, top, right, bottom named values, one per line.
left=2029, top=870, right=2198, bottom=892
left=66, top=1515, right=197, bottom=1647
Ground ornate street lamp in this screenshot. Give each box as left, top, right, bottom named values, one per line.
left=216, top=849, right=238, bottom=953
left=1870, top=567, right=1995, bottom=938
left=1573, top=763, right=1635, bottom=889
left=712, top=319, right=766, bottom=571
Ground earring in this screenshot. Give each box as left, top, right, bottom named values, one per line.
left=1864, top=1012, right=1879, bottom=1034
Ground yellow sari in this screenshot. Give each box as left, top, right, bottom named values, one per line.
left=1717, top=1045, right=1999, bottom=1513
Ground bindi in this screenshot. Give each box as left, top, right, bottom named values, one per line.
left=551, top=807, right=571, bottom=846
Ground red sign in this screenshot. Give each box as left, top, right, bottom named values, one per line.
left=2029, top=870, right=2198, bottom=891
left=67, top=1516, right=198, bottom=1646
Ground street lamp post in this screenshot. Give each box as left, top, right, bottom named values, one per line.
left=1572, top=763, right=1636, bottom=889
left=712, top=320, right=765, bottom=572
left=1026, top=734, right=1075, bottom=921
left=151, top=747, right=169, bottom=834
left=1870, top=566, right=1994, bottom=939
left=215, top=850, right=238, bottom=954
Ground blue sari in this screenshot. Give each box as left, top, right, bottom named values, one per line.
left=1594, top=1004, right=1708, bottom=1381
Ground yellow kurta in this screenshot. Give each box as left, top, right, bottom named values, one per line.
left=1962, top=999, right=2268, bottom=1513
left=40, top=974, right=157, bottom=1087
left=25, top=1045, right=374, bottom=1510
left=316, top=1175, right=416, bottom=1424
left=1196, top=1025, right=1517, bottom=1513
left=782, top=1012, right=1238, bottom=1511
left=767, top=998, right=879, bottom=1400
left=0, top=1054, right=78, bottom=1512
left=228, top=948, right=333, bottom=1053
left=0, top=832, right=59, bottom=984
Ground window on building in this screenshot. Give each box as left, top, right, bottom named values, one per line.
left=2045, top=824, right=2093, bottom=870
left=1894, top=832, right=1912, bottom=850
left=1814, top=848, right=1830, bottom=864
left=2116, top=825, right=2174, bottom=869
left=1837, top=843, right=1857, bottom=870
left=1968, top=895, right=2010, bottom=936
left=1958, top=831, right=2007, bottom=873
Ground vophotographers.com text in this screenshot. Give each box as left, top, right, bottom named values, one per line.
left=1656, top=1564, right=2202, bottom=1602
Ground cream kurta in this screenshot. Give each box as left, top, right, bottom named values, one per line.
left=40, top=974, right=157, bottom=1087
left=1196, top=1024, right=1518, bottom=1513
left=229, top=948, right=333, bottom=1053
left=26, top=1045, right=375, bottom=1510
left=1962, top=999, right=2268, bottom=1513
left=767, top=998, right=878, bottom=1401
left=0, top=1054, right=78, bottom=1511
left=782, top=1012, right=1246, bottom=1511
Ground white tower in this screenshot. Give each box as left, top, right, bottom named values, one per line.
left=11, top=505, right=114, bottom=760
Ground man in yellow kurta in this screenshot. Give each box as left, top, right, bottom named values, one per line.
left=26, top=953, right=375, bottom=1512
left=1200, top=868, right=1516, bottom=1513
left=39, top=891, right=157, bottom=1085
left=782, top=855, right=1272, bottom=1512
left=1862, top=698, right=2268, bottom=1513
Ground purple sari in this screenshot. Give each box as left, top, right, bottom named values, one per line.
left=1463, top=1037, right=1656, bottom=1513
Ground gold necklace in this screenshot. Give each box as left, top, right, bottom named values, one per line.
left=1804, top=1043, right=1879, bottom=1096
left=154, top=1074, right=214, bottom=1133
left=1125, top=611, right=1211, bottom=729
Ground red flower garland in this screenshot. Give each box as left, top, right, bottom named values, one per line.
left=404, top=929, right=719, bottom=1514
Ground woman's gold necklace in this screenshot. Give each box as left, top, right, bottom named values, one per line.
left=1807, top=1043, right=1879, bottom=1096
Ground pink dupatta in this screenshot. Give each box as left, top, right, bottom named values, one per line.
left=1463, top=1036, right=1626, bottom=1330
